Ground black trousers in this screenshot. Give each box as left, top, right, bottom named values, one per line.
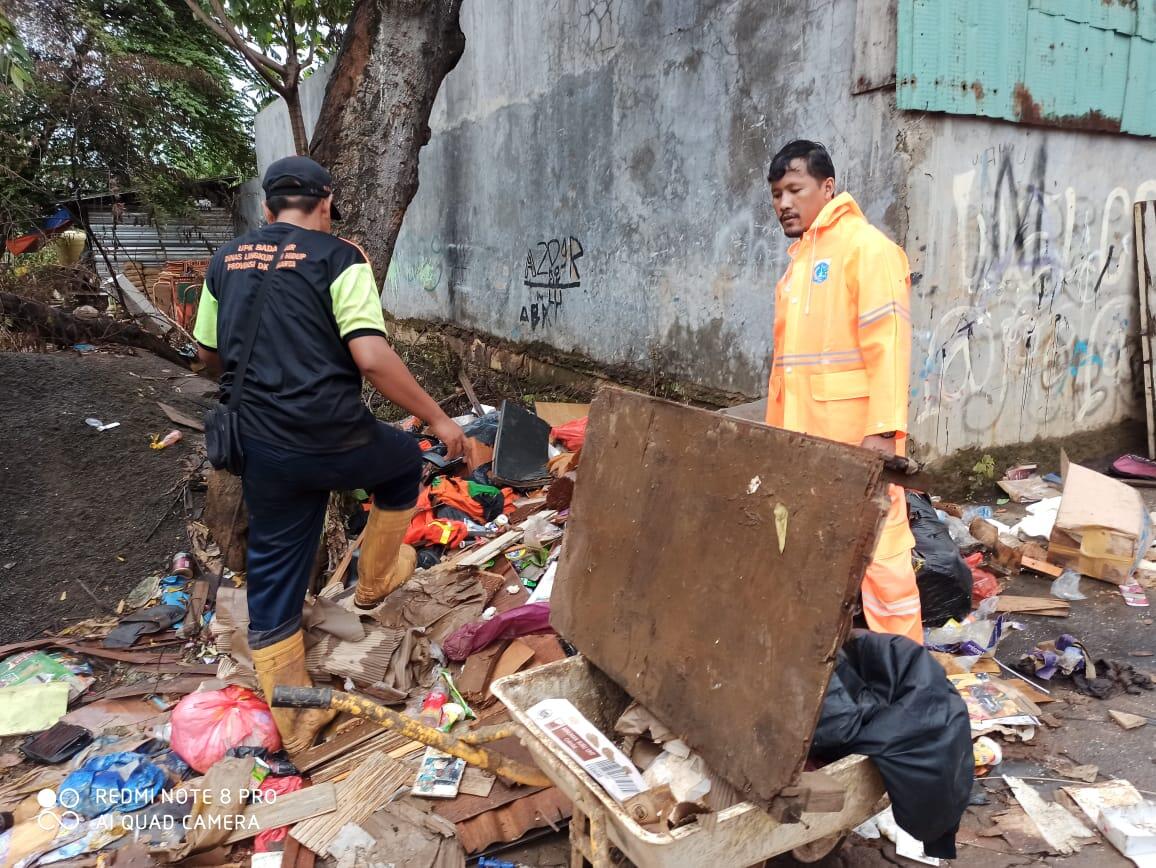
left=241, top=422, right=421, bottom=649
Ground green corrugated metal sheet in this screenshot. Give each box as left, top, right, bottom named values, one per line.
left=897, top=0, right=1156, bottom=137
left=1124, top=36, right=1156, bottom=135
left=1141, top=3, right=1156, bottom=41
left=1030, top=0, right=1138, bottom=35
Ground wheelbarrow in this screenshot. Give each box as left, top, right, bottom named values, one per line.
left=490, top=655, right=889, bottom=868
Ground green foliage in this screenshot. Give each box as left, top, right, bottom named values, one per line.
left=966, top=453, right=998, bottom=497
left=0, top=0, right=254, bottom=226
left=0, top=10, right=32, bottom=91
left=207, top=0, right=349, bottom=70
left=972, top=455, right=996, bottom=479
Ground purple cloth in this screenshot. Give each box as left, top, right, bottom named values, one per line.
left=1112, top=454, right=1156, bottom=480
left=442, top=603, right=553, bottom=661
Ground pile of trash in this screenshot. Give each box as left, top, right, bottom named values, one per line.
left=0, top=397, right=590, bottom=867
left=4, top=389, right=1156, bottom=868
left=900, top=454, right=1156, bottom=864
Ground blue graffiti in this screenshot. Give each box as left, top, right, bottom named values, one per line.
left=1069, top=340, right=1103, bottom=378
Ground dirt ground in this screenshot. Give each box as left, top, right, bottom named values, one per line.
left=0, top=350, right=211, bottom=644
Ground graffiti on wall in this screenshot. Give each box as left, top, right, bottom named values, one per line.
left=709, top=206, right=780, bottom=291
left=520, top=235, right=583, bottom=331
left=913, top=142, right=1156, bottom=447
left=386, top=241, right=443, bottom=294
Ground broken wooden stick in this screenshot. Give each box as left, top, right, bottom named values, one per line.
left=0, top=290, right=191, bottom=368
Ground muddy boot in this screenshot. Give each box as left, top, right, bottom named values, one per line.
left=251, top=631, right=337, bottom=755
left=354, top=507, right=417, bottom=610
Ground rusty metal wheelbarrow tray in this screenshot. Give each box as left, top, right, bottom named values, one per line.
left=492, top=654, right=888, bottom=868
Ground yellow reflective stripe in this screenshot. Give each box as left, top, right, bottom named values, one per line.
left=192, top=282, right=218, bottom=349
left=329, top=262, right=386, bottom=338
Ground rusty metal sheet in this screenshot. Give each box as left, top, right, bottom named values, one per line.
left=550, top=388, right=887, bottom=807
left=453, top=787, right=571, bottom=854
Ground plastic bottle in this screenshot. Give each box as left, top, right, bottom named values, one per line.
left=151, top=429, right=182, bottom=450
left=418, top=683, right=449, bottom=728
left=943, top=515, right=980, bottom=549
left=960, top=505, right=994, bottom=523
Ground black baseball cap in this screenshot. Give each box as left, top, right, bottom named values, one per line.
left=262, top=155, right=342, bottom=220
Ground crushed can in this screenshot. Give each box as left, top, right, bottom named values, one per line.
left=171, top=552, right=193, bottom=579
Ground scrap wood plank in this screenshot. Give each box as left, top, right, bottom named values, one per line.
left=294, top=719, right=385, bottom=773
left=324, top=528, right=366, bottom=588
left=87, top=675, right=217, bottom=702
left=431, top=726, right=549, bottom=824
left=224, top=783, right=337, bottom=843
left=282, top=837, right=316, bottom=868
left=1003, top=776, right=1095, bottom=855
left=1135, top=200, right=1156, bottom=460
left=995, top=596, right=1071, bottom=617
left=533, top=401, right=590, bottom=428
left=1021, top=556, right=1064, bottom=579
left=157, top=401, right=205, bottom=432
left=309, top=730, right=423, bottom=783
left=447, top=511, right=559, bottom=568
left=290, top=751, right=412, bottom=856
left=551, top=388, right=888, bottom=807
left=453, top=530, right=522, bottom=568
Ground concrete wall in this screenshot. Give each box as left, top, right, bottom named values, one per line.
left=253, top=0, right=1149, bottom=457
left=904, top=120, right=1153, bottom=456
left=384, top=0, right=906, bottom=401
left=254, top=62, right=333, bottom=176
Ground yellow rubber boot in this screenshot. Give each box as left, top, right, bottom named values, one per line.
left=354, top=507, right=417, bottom=609
left=251, top=631, right=337, bottom=755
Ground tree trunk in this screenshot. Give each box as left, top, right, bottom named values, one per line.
left=0, top=291, right=191, bottom=368
left=310, top=0, right=466, bottom=282
left=285, top=86, right=310, bottom=155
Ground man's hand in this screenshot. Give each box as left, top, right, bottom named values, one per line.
left=861, top=433, right=898, bottom=456
left=429, top=415, right=467, bottom=459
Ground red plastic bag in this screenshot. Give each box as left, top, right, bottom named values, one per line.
left=550, top=417, right=587, bottom=452
left=254, top=775, right=304, bottom=851
left=170, top=686, right=281, bottom=773
left=965, top=553, right=1000, bottom=604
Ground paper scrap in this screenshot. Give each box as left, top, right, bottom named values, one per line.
left=1120, top=580, right=1150, bottom=608
left=1063, top=782, right=1155, bottom=867
left=747, top=476, right=761, bottom=494
left=872, top=806, right=941, bottom=865
left=1004, top=776, right=1095, bottom=855
left=773, top=503, right=789, bottom=554
left=0, top=682, right=71, bottom=736
left=949, top=673, right=1039, bottom=734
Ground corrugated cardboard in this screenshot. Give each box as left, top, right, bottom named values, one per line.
left=1047, top=453, right=1152, bottom=584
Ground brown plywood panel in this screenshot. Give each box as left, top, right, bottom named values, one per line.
left=550, top=388, right=887, bottom=806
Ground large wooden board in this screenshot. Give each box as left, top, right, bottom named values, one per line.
left=1135, top=200, right=1156, bottom=459
left=550, top=388, right=887, bottom=806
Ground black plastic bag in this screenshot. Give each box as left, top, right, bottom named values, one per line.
left=463, top=411, right=500, bottom=446
left=906, top=491, right=972, bottom=627
left=812, top=632, right=973, bottom=859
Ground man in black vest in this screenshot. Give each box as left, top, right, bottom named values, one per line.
left=194, top=156, right=465, bottom=752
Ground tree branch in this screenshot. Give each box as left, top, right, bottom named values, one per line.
left=184, top=0, right=286, bottom=79
left=284, top=0, right=298, bottom=61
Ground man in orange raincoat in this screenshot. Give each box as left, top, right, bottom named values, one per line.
left=765, top=140, right=922, bottom=643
